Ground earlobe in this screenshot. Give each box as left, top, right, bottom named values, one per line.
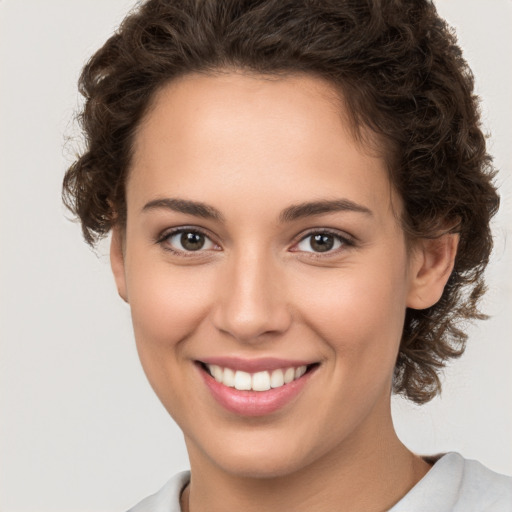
left=110, top=228, right=129, bottom=303
left=406, top=233, right=459, bottom=310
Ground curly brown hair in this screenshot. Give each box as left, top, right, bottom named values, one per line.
left=62, top=0, right=499, bottom=403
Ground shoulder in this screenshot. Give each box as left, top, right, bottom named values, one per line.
left=126, top=471, right=190, bottom=512
left=390, top=452, right=512, bottom=512
left=456, top=454, right=512, bottom=511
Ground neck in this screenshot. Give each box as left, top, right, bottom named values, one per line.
left=183, top=410, right=430, bottom=512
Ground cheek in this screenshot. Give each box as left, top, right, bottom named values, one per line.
left=126, top=260, right=214, bottom=353
left=125, top=259, right=217, bottom=416
left=296, top=262, right=408, bottom=376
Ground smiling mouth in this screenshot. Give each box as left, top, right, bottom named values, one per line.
left=199, top=362, right=319, bottom=392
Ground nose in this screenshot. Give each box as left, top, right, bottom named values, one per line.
left=211, top=249, right=292, bottom=343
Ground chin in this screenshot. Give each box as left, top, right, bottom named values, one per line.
left=214, top=450, right=310, bottom=480
left=186, top=427, right=325, bottom=480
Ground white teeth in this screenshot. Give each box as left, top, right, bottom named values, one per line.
left=295, top=365, right=307, bottom=379
left=270, top=369, right=284, bottom=388
left=223, top=367, right=236, bottom=387
left=234, top=370, right=252, bottom=390
left=210, top=364, right=223, bottom=382
left=206, top=363, right=311, bottom=391
left=284, top=367, right=295, bottom=384
left=252, top=371, right=271, bottom=391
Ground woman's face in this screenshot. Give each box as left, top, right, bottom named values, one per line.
left=113, top=72, right=426, bottom=477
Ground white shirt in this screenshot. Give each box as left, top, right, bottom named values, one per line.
left=128, top=453, right=512, bottom=512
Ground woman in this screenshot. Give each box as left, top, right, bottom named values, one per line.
left=62, top=0, right=511, bottom=510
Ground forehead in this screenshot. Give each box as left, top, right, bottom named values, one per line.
left=129, top=71, right=398, bottom=220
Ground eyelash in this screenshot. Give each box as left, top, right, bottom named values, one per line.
left=156, top=227, right=219, bottom=257
left=155, top=227, right=355, bottom=256
left=291, top=229, right=355, bottom=256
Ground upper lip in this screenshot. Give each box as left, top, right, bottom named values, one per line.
left=198, top=356, right=316, bottom=373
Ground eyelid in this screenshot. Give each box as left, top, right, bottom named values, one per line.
left=154, top=225, right=355, bottom=256
left=156, top=226, right=221, bottom=254
left=290, top=228, right=356, bottom=254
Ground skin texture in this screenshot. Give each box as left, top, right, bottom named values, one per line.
left=111, top=72, right=458, bottom=512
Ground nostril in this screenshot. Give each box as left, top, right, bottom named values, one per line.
left=210, top=272, right=292, bottom=342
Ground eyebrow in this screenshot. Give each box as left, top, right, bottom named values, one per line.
left=279, top=199, right=373, bottom=223
left=141, top=197, right=372, bottom=223
left=142, top=198, right=225, bottom=221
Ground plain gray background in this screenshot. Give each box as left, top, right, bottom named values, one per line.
left=1, top=1, right=511, bottom=511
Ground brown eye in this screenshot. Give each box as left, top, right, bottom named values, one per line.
left=295, top=232, right=345, bottom=254
left=164, top=229, right=217, bottom=253
left=180, top=231, right=205, bottom=251
left=310, top=234, right=334, bottom=252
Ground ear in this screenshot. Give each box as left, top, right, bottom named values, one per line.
left=406, top=233, right=459, bottom=310
left=110, top=227, right=129, bottom=303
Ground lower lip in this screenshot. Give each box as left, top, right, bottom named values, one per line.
left=199, top=366, right=315, bottom=417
